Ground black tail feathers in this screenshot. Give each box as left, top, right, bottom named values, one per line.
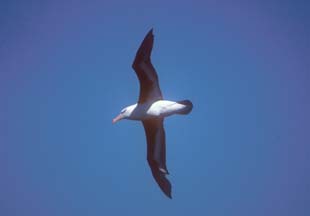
left=177, top=100, right=193, bottom=115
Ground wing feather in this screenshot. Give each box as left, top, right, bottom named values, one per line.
left=132, top=29, right=163, bottom=104
left=142, top=118, right=171, bottom=198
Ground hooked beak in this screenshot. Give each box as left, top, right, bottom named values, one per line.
left=112, top=114, right=123, bottom=124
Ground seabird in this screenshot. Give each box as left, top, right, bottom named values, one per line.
left=113, top=29, right=193, bottom=198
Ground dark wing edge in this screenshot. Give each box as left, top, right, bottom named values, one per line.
left=142, top=118, right=172, bottom=199
left=132, top=29, right=163, bottom=104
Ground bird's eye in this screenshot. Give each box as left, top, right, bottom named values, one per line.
left=121, top=109, right=126, bottom=114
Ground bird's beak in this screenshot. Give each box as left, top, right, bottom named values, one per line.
left=112, top=114, right=123, bottom=124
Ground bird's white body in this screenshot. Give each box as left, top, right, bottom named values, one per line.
left=122, top=100, right=191, bottom=121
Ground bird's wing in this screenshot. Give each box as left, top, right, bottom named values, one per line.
left=132, top=29, right=163, bottom=104
left=142, top=118, right=171, bottom=198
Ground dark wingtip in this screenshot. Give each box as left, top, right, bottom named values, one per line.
left=166, top=190, right=172, bottom=199
left=162, top=177, right=172, bottom=198
left=161, top=180, right=172, bottom=199
left=152, top=171, right=172, bottom=199
left=147, top=28, right=153, bottom=37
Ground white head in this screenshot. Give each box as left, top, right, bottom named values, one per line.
left=112, top=104, right=136, bottom=123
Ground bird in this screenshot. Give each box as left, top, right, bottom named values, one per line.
left=112, top=29, right=193, bottom=198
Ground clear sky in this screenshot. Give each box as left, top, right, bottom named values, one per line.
left=1, top=0, right=309, bottom=215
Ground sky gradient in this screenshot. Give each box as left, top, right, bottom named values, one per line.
left=1, top=0, right=309, bottom=215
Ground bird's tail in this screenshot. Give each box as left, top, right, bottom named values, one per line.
left=176, top=100, right=193, bottom=115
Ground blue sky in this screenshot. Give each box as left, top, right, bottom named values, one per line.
left=1, top=0, right=309, bottom=215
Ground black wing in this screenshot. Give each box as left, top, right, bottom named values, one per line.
left=132, top=29, right=163, bottom=104
left=142, top=118, right=171, bottom=198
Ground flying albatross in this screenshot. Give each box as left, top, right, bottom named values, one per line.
left=112, top=29, right=193, bottom=198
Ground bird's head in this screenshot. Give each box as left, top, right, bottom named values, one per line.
left=112, top=105, right=136, bottom=123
